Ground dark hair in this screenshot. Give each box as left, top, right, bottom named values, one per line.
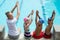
left=5, top=11, right=10, bottom=16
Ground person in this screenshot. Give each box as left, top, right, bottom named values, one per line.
left=24, top=10, right=34, bottom=39
left=43, top=11, right=55, bottom=39
left=5, top=2, right=20, bottom=40
left=32, top=10, right=44, bottom=39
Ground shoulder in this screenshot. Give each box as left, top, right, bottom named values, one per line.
left=6, top=18, right=17, bottom=23
left=14, top=18, right=17, bottom=20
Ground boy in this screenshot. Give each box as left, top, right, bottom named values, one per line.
left=32, top=10, right=44, bottom=39
left=43, top=11, right=55, bottom=39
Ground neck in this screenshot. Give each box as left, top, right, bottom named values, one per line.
left=8, top=18, right=13, bottom=20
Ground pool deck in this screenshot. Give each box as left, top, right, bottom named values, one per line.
left=0, top=25, right=54, bottom=40
left=4, top=33, right=53, bottom=40
left=0, top=25, right=60, bottom=40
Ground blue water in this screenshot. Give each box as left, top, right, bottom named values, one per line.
left=0, top=0, right=60, bottom=33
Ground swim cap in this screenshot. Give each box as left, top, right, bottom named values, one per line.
left=24, top=17, right=29, bottom=22
left=39, top=18, right=44, bottom=24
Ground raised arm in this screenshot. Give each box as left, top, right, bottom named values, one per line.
left=48, top=10, right=55, bottom=26
left=25, top=10, right=34, bottom=27
left=35, top=10, right=39, bottom=24
left=51, top=10, right=55, bottom=21
left=45, top=10, right=56, bottom=34
left=27, top=13, right=31, bottom=18
left=16, top=2, right=20, bottom=20
left=11, top=2, right=17, bottom=13
left=27, top=10, right=34, bottom=26
left=37, top=14, right=40, bottom=19
left=30, top=10, right=34, bottom=21
left=37, top=11, right=40, bottom=19
left=27, top=10, right=34, bottom=18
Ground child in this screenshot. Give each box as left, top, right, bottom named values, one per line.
left=24, top=10, right=34, bottom=39
left=43, top=11, right=55, bottom=39
left=5, top=2, right=20, bottom=40
left=32, top=10, right=44, bottom=39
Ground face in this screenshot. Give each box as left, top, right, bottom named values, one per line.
left=48, top=19, right=53, bottom=25
left=7, top=12, right=13, bottom=19
left=37, top=21, right=42, bottom=27
left=25, top=20, right=29, bottom=24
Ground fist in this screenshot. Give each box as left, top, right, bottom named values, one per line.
left=31, top=10, right=34, bottom=15
left=36, top=10, right=39, bottom=16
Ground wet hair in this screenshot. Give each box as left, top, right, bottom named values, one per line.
left=5, top=11, right=10, bottom=16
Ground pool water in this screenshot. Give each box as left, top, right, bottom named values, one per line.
left=0, top=0, right=60, bottom=33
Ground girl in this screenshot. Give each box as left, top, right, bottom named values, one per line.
left=24, top=10, right=34, bottom=39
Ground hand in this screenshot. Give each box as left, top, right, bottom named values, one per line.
left=31, top=10, right=34, bottom=15
left=48, top=10, right=55, bottom=25
left=36, top=10, right=39, bottom=16
left=51, top=10, right=55, bottom=21
left=16, top=1, right=19, bottom=7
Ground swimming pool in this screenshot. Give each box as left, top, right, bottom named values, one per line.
left=0, top=0, right=60, bottom=33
